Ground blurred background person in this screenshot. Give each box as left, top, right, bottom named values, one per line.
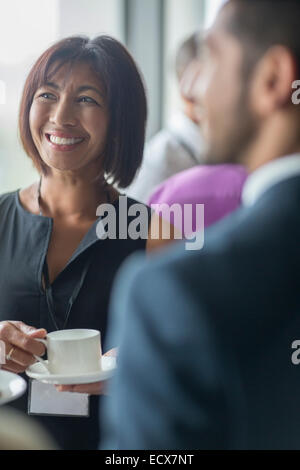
left=148, top=164, right=247, bottom=236
left=127, top=32, right=206, bottom=203
left=146, top=52, right=248, bottom=238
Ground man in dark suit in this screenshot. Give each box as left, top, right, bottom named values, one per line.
left=101, top=0, right=300, bottom=449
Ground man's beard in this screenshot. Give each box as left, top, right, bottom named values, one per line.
left=203, top=85, right=259, bottom=166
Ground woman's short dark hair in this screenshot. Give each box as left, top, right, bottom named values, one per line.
left=19, top=35, right=148, bottom=188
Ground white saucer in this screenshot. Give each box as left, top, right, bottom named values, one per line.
left=25, top=356, right=117, bottom=385
left=0, top=370, right=27, bottom=405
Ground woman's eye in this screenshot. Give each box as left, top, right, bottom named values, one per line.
left=38, top=92, right=56, bottom=100
left=78, top=96, right=98, bottom=104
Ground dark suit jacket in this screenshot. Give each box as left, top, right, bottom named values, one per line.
left=101, top=175, right=300, bottom=450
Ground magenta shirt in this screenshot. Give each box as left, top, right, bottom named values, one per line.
left=147, top=165, right=248, bottom=235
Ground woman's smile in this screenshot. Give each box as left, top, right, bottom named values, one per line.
left=44, top=131, right=86, bottom=153
left=29, top=62, right=108, bottom=171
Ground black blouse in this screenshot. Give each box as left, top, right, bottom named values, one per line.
left=0, top=189, right=151, bottom=449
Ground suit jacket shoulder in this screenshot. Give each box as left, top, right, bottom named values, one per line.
left=102, top=175, right=300, bottom=450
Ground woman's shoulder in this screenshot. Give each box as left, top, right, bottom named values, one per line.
left=0, top=189, right=18, bottom=211
left=0, top=183, right=39, bottom=215
left=18, top=183, right=39, bottom=214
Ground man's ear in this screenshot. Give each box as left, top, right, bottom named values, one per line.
left=249, top=45, right=297, bottom=117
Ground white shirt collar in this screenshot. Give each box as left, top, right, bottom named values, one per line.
left=242, top=154, right=300, bottom=207
left=167, top=112, right=204, bottom=163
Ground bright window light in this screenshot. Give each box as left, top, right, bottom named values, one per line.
left=0, top=80, right=5, bottom=104
left=0, top=0, right=59, bottom=65
left=205, top=0, right=227, bottom=29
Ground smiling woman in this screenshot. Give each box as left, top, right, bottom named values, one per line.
left=0, top=35, right=176, bottom=450
left=19, top=35, right=146, bottom=187
left=29, top=62, right=109, bottom=174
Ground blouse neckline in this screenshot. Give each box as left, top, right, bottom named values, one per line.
left=14, top=188, right=128, bottom=283
left=15, top=188, right=124, bottom=220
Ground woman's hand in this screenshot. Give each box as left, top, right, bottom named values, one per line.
left=55, top=347, right=118, bottom=395
left=56, top=381, right=109, bottom=395
left=0, top=321, right=47, bottom=374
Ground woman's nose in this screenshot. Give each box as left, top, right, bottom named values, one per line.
left=49, top=99, right=78, bottom=127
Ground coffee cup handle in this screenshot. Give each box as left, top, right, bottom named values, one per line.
left=33, top=338, right=49, bottom=370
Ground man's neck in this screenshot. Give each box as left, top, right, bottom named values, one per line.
left=241, top=114, right=300, bottom=173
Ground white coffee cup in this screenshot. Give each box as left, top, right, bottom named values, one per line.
left=34, top=329, right=102, bottom=375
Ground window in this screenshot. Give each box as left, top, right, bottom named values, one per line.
left=204, top=0, right=227, bottom=29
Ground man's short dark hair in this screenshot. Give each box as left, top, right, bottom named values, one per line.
left=19, top=35, right=147, bottom=188
left=227, top=0, right=300, bottom=77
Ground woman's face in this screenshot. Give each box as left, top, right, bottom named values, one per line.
left=29, top=61, right=109, bottom=173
